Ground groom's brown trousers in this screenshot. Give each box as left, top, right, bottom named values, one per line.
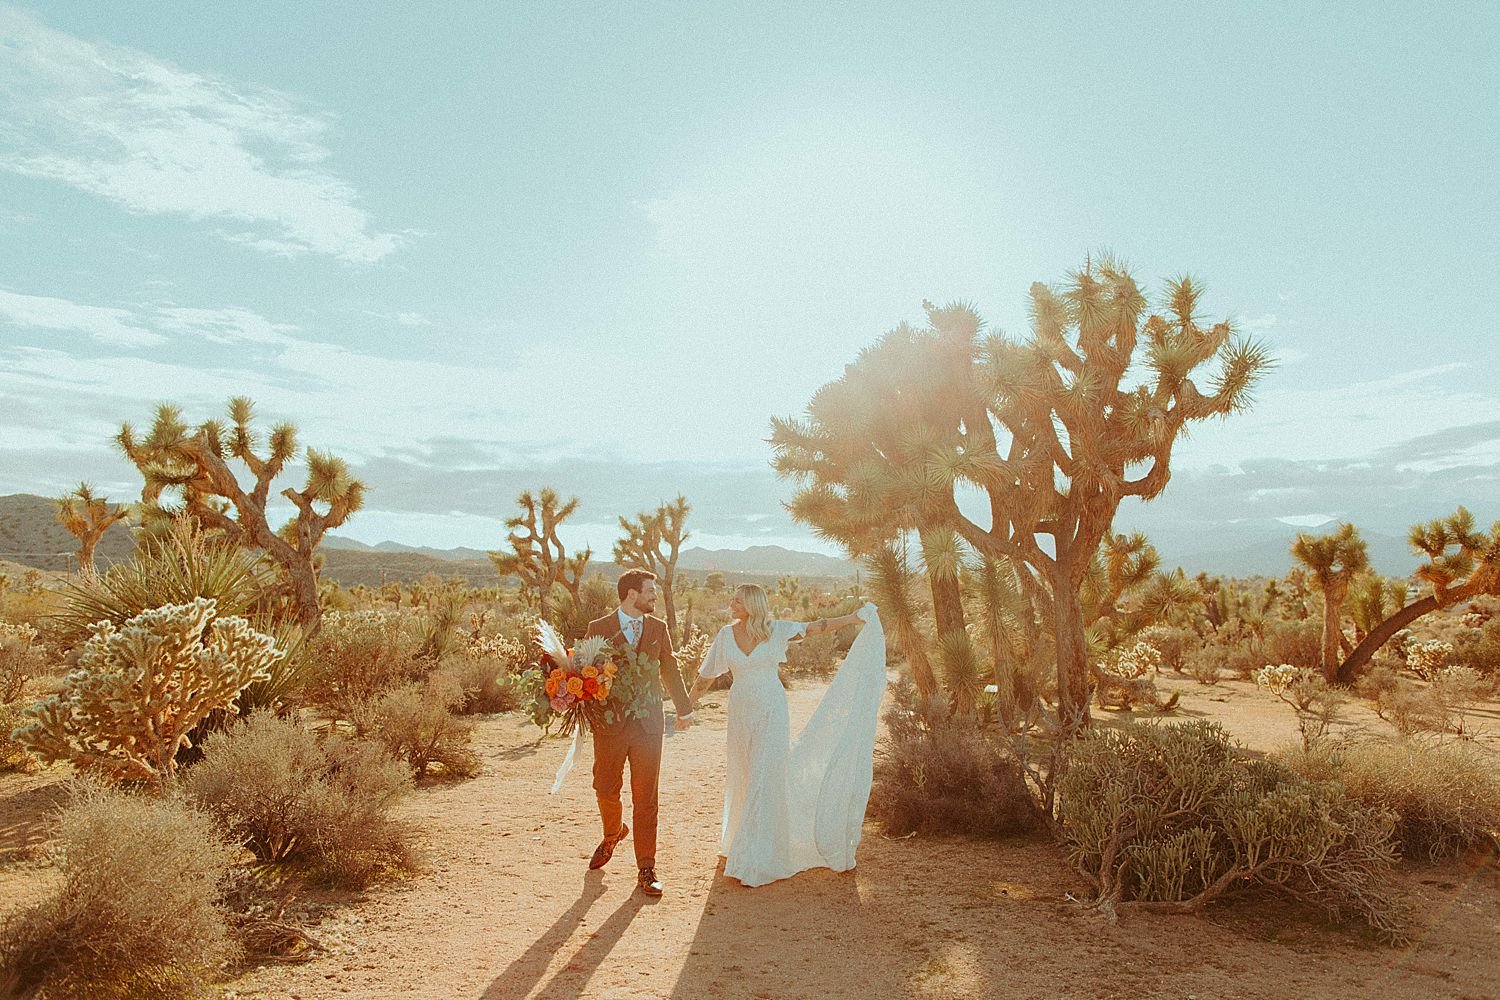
left=583, top=611, right=693, bottom=872
left=592, top=722, right=662, bottom=868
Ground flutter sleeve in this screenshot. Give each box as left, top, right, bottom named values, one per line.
left=774, top=618, right=809, bottom=648
left=698, top=627, right=734, bottom=679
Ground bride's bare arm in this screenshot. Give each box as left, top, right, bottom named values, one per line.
left=688, top=675, right=712, bottom=707
left=797, top=612, right=862, bottom=639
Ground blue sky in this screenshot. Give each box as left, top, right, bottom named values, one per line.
left=1, top=2, right=1496, bottom=569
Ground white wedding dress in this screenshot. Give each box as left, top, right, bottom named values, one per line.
left=696, top=605, right=886, bottom=887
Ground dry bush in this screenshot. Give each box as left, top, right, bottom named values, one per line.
left=869, top=693, right=1041, bottom=838
left=1255, top=664, right=1347, bottom=749
left=0, top=781, right=237, bottom=999
left=784, top=628, right=842, bottom=678
left=364, top=673, right=480, bottom=780
left=0, top=702, right=36, bottom=774
left=1183, top=646, right=1223, bottom=685
left=1452, top=616, right=1500, bottom=676
left=1060, top=721, right=1404, bottom=941
left=438, top=654, right=523, bottom=714
left=0, top=621, right=44, bottom=703
left=1140, top=626, right=1198, bottom=674
left=1280, top=741, right=1500, bottom=861
left=1265, top=619, right=1322, bottom=671
left=303, top=610, right=422, bottom=720
left=186, top=714, right=418, bottom=888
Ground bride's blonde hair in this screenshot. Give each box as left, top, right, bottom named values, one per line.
left=735, top=584, right=773, bottom=646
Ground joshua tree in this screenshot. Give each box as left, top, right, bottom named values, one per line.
left=117, top=398, right=364, bottom=631
left=778, top=263, right=1272, bottom=730
left=772, top=315, right=977, bottom=703
left=490, top=488, right=590, bottom=620
left=1291, top=523, right=1369, bottom=680
left=1336, top=507, right=1500, bottom=683
left=612, top=495, right=691, bottom=639
left=53, top=483, right=130, bottom=580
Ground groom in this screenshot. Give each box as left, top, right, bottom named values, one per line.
left=583, top=568, right=694, bottom=896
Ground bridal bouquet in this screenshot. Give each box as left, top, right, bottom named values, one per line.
left=521, top=621, right=618, bottom=736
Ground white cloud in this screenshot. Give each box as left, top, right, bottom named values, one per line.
left=0, top=288, right=164, bottom=347
left=1276, top=514, right=1337, bottom=527
left=396, top=312, right=430, bottom=327
left=154, top=306, right=298, bottom=344
left=1237, top=312, right=1277, bottom=331
left=0, top=7, right=399, bottom=263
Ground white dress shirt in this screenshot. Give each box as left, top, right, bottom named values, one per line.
left=617, top=607, right=644, bottom=648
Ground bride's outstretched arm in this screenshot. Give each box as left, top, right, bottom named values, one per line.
left=799, top=612, right=863, bottom=638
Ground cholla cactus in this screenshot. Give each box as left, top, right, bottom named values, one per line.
left=1404, top=639, right=1453, bottom=681
left=14, top=598, right=280, bottom=787
left=467, top=632, right=528, bottom=670
left=1102, top=641, right=1162, bottom=679
left=1255, top=663, right=1344, bottom=748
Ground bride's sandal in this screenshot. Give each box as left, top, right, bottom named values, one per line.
left=588, top=823, right=628, bottom=870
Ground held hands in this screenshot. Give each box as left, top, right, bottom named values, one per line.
left=674, top=714, right=694, bottom=731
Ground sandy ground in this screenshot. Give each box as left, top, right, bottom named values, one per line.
left=2, top=674, right=1498, bottom=1000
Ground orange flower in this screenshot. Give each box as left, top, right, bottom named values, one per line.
left=603, top=662, right=617, bottom=677
left=582, top=665, right=599, bottom=679
left=544, top=677, right=559, bottom=697
left=549, top=667, right=565, bottom=682
left=566, top=676, right=584, bottom=698
left=594, top=687, right=609, bottom=702
left=583, top=677, right=599, bottom=697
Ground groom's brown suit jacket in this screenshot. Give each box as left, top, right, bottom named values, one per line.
left=583, top=612, right=693, bottom=735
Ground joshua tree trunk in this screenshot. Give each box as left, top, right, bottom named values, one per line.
left=1051, top=572, right=1090, bottom=732
left=1335, top=595, right=1437, bottom=684
left=1319, top=581, right=1347, bottom=682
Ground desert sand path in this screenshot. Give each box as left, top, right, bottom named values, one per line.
left=202, top=678, right=1498, bottom=999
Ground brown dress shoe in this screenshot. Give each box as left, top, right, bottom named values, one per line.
left=637, top=867, right=663, bottom=896
left=588, top=823, right=628, bottom=870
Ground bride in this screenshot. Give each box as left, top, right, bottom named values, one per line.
left=686, top=584, right=886, bottom=887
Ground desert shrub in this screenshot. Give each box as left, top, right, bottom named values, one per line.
left=1366, top=663, right=1486, bottom=737
left=0, top=781, right=237, bottom=999
left=0, top=702, right=36, bottom=773
left=186, top=713, right=417, bottom=887
left=1060, top=721, right=1403, bottom=940
left=0, top=621, right=45, bottom=703
left=1452, top=616, right=1500, bottom=676
left=1255, top=664, right=1346, bottom=749
left=1139, top=626, right=1197, bottom=673
left=438, top=654, right=523, bottom=714
left=363, top=672, right=479, bottom=779
left=1182, top=646, right=1223, bottom=685
left=1280, top=741, right=1500, bottom=861
left=784, top=628, right=842, bottom=678
left=14, top=599, right=280, bottom=786
left=304, top=609, right=421, bottom=720
left=870, top=694, right=1041, bottom=837
left=1265, top=619, right=1322, bottom=671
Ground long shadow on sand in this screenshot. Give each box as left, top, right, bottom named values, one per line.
left=482, top=870, right=650, bottom=1000
left=667, top=858, right=879, bottom=1000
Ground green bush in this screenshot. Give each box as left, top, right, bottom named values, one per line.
left=1279, top=741, right=1500, bottom=861
left=186, top=713, right=418, bottom=888
left=0, top=782, right=237, bottom=999
left=869, top=695, right=1041, bottom=838
left=1059, top=720, right=1404, bottom=940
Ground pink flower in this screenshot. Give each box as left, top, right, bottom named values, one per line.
left=550, top=696, right=568, bottom=713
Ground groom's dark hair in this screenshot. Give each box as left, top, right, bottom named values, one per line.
left=617, top=568, right=656, bottom=602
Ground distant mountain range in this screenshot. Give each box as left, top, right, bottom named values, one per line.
left=0, top=492, right=1422, bottom=585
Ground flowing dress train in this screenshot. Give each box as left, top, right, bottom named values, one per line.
left=697, top=606, right=886, bottom=887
